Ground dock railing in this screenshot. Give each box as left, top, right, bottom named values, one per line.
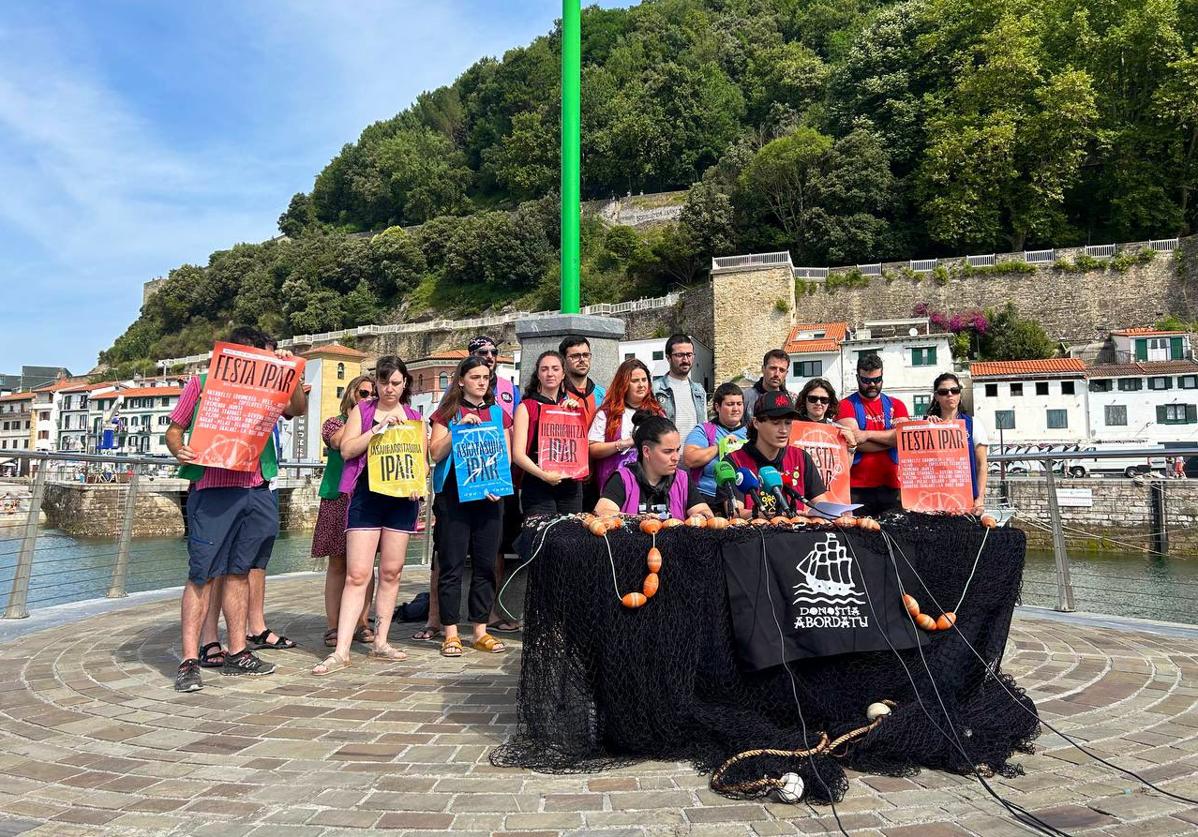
left=0, top=450, right=433, bottom=619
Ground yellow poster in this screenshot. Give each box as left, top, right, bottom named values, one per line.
left=367, top=421, right=428, bottom=498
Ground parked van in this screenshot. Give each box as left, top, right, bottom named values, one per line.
left=1059, top=442, right=1168, bottom=478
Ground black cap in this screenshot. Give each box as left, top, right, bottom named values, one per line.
left=754, top=391, right=802, bottom=420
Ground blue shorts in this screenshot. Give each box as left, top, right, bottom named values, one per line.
left=185, top=485, right=278, bottom=584
left=347, top=487, right=419, bottom=533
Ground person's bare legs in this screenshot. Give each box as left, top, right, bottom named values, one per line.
left=247, top=567, right=280, bottom=642
left=181, top=579, right=215, bottom=660
left=198, top=575, right=224, bottom=653
left=327, top=530, right=381, bottom=663
left=324, top=555, right=346, bottom=631
left=372, top=530, right=408, bottom=650
left=222, top=574, right=250, bottom=656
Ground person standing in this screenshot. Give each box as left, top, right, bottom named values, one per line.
left=559, top=336, right=606, bottom=423
left=589, top=358, right=665, bottom=491
left=926, top=372, right=989, bottom=515
left=167, top=326, right=306, bottom=692
left=469, top=335, right=520, bottom=419
left=836, top=354, right=909, bottom=517
left=796, top=378, right=857, bottom=448
left=513, top=351, right=585, bottom=516
left=314, top=375, right=376, bottom=648
left=429, top=357, right=512, bottom=657
left=741, top=349, right=791, bottom=420
left=313, top=356, right=421, bottom=675
left=652, top=334, right=706, bottom=443
left=682, top=382, right=748, bottom=509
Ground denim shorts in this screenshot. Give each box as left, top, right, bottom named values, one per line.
left=347, top=487, right=419, bottom=532
left=185, top=485, right=278, bottom=584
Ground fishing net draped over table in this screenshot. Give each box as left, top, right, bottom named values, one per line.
left=490, top=514, right=1039, bottom=804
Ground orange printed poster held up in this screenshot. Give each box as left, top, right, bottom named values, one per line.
left=789, top=422, right=852, bottom=505
left=897, top=419, right=973, bottom=513
left=189, top=342, right=305, bottom=472
left=537, top=406, right=590, bottom=480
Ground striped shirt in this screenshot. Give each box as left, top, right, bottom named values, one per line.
left=169, top=376, right=264, bottom=491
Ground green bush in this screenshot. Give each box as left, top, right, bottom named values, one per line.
left=1111, top=247, right=1157, bottom=272
left=774, top=298, right=791, bottom=313
left=932, top=265, right=950, bottom=284
left=826, top=268, right=872, bottom=290
left=1053, top=259, right=1075, bottom=271
left=1073, top=253, right=1102, bottom=270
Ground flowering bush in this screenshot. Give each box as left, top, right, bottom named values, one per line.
left=913, top=304, right=989, bottom=358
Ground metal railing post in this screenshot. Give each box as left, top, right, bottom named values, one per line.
left=4, top=464, right=48, bottom=619
left=1150, top=479, right=1168, bottom=557
left=1042, top=459, right=1075, bottom=612
left=107, top=470, right=140, bottom=599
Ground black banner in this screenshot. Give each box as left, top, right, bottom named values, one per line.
left=722, top=530, right=925, bottom=671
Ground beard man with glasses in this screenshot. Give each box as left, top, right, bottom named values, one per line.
left=835, top=353, right=908, bottom=517
left=652, top=333, right=707, bottom=443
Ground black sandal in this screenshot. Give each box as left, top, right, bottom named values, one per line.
left=247, top=629, right=297, bottom=650
left=199, top=642, right=225, bottom=668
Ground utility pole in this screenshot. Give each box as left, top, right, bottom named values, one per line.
left=560, top=0, right=581, bottom=314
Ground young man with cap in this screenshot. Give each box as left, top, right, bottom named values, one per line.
left=727, top=391, right=828, bottom=518
left=741, top=349, right=791, bottom=419
left=652, top=334, right=706, bottom=443
left=469, top=335, right=520, bottom=419
left=836, top=353, right=909, bottom=517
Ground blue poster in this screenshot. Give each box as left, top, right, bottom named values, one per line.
left=450, top=420, right=514, bottom=501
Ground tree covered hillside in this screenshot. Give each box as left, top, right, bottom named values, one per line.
left=103, top=0, right=1198, bottom=374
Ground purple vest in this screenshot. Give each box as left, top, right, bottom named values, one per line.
left=339, top=400, right=423, bottom=494
left=618, top=467, right=690, bottom=519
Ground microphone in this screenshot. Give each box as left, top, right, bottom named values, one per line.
left=734, top=467, right=766, bottom=518
left=713, top=461, right=738, bottom=519
left=759, top=466, right=794, bottom=516
left=781, top=472, right=809, bottom=511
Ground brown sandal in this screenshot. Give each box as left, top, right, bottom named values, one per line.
left=440, top=636, right=463, bottom=657
left=472, top=633, right=507, bottom=654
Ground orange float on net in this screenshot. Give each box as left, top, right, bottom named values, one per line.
left=902, top=594, right=921, bottom=617
left=642, top=572, right=659, bottom=598
left=834, top=516, right=855, bottom=528
left=588, top=519, right=608, bottom=537
left=640, top=518, right=662, bottom=535
left=606, top=516, right=623, bottom=531
left=914, top=613, right=937, bottom=631
left=622, top=592, right=647, bottom=608
left=980, top=514, right=997, bottom=528
left=706, top=516, right=730, bottom=530
left=729, top=517, right=749, bottom=527
left=685, top=515, right=706, bottom=527
left=935, top=612, right=957, bottom=630
left=662, top=518, right=684, bottom=528
left=768, top=516, right=789, bottom=526
left=646, top=547, right=662, bottom=573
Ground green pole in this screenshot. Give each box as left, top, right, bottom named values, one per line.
left=560, top=0, right=581, bottom=314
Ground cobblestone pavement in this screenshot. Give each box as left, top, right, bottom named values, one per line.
left=0, top=569, right=1195, bottom=836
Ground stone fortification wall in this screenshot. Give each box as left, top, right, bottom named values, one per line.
left=985, top=477, right=1198, bottom=554
left=710, top=265, right=794, bottom=384
left=791, top=251, right=1194, bottom=343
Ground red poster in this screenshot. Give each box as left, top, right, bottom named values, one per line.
left=537, top=406, right=589, bottom=480
left=189, top=342, right=305, bottom=472
left=789, top=422, right=852, bottom=505
left=897, top=420, right=973, bottom=513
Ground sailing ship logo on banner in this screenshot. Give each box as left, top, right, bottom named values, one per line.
left=792, top=534, right=865, bottom=608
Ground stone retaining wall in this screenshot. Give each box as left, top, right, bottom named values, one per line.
left=985, top=477, right=1198, bottom=555
left=42, top=481, right=321, bottom=539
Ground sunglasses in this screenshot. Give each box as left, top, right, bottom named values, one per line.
left=858, top=375, right=883, bottom=385
left=936, top=386, right=963, bottom=396
left=357, top=389, right=374, bottom=398
left=475, top=349, right=498, bottom=357
left=805, top=395, right=831, bottom=405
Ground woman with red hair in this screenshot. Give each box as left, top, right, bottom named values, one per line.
left=587, top=358, right=664, bottom=490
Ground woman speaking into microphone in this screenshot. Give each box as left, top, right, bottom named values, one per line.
left=727, top=391, right=829, bottom=518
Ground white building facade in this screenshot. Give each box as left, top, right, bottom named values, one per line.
left=972, top=359, right=1090, bottom=444
left=1086, top=360, right=1198, bottom=442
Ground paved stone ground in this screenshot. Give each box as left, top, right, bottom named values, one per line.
left=0, top=569, right=1196, bottom=836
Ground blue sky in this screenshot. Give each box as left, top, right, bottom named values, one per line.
left=0, top=1, right=628, bottom=375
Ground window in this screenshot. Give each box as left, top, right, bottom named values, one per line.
left=39, top=411, right=49, bottom=420
left=337, top=362, right=345, bottom=380
left=652, top=350, right=664, bottom=361
left=438, top=373, right=449, bottom=389
left=161, top=397, right=170, bottom=407
left=1035, top=382, right=1049, bottom=395
left=1158, top=404, right=1198, bottom=425
left=1061, top=381, right=1075, bottom=395
left=1, top=441, right=5, bottom=449
left=1148, top=377, right=1172, bottom=390
left=1089, top=379, right=1113, bottom=392
left=1046, top=409, right=1068, bottom=429
left=1, top=422, right=7, bottom=431
left=911, top=347, right=937, bottom=366
left=1104, top=405, right=1127, bottom=426
left=984, top=383, right=998, bottom=397
left=1118, top=377, right=1143, bottom=392
left=793, top=360, right=823, bottom=378
left=159, top=435, right=167, bottom=445
left=913, top=394, right=932, bottom=415
left=1010, top=383, right=1023, bottom=396
left=158, top=416, right=170, bottom=426
left=995, top=410, right=1015, bottom=430
left=624, top=353, right=635, bottom=360
left=37, top=431, right=48, bottom=440
left=1180, top=375, right=1197, bottom=389
left=336, top=386, right=344, bottom=398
